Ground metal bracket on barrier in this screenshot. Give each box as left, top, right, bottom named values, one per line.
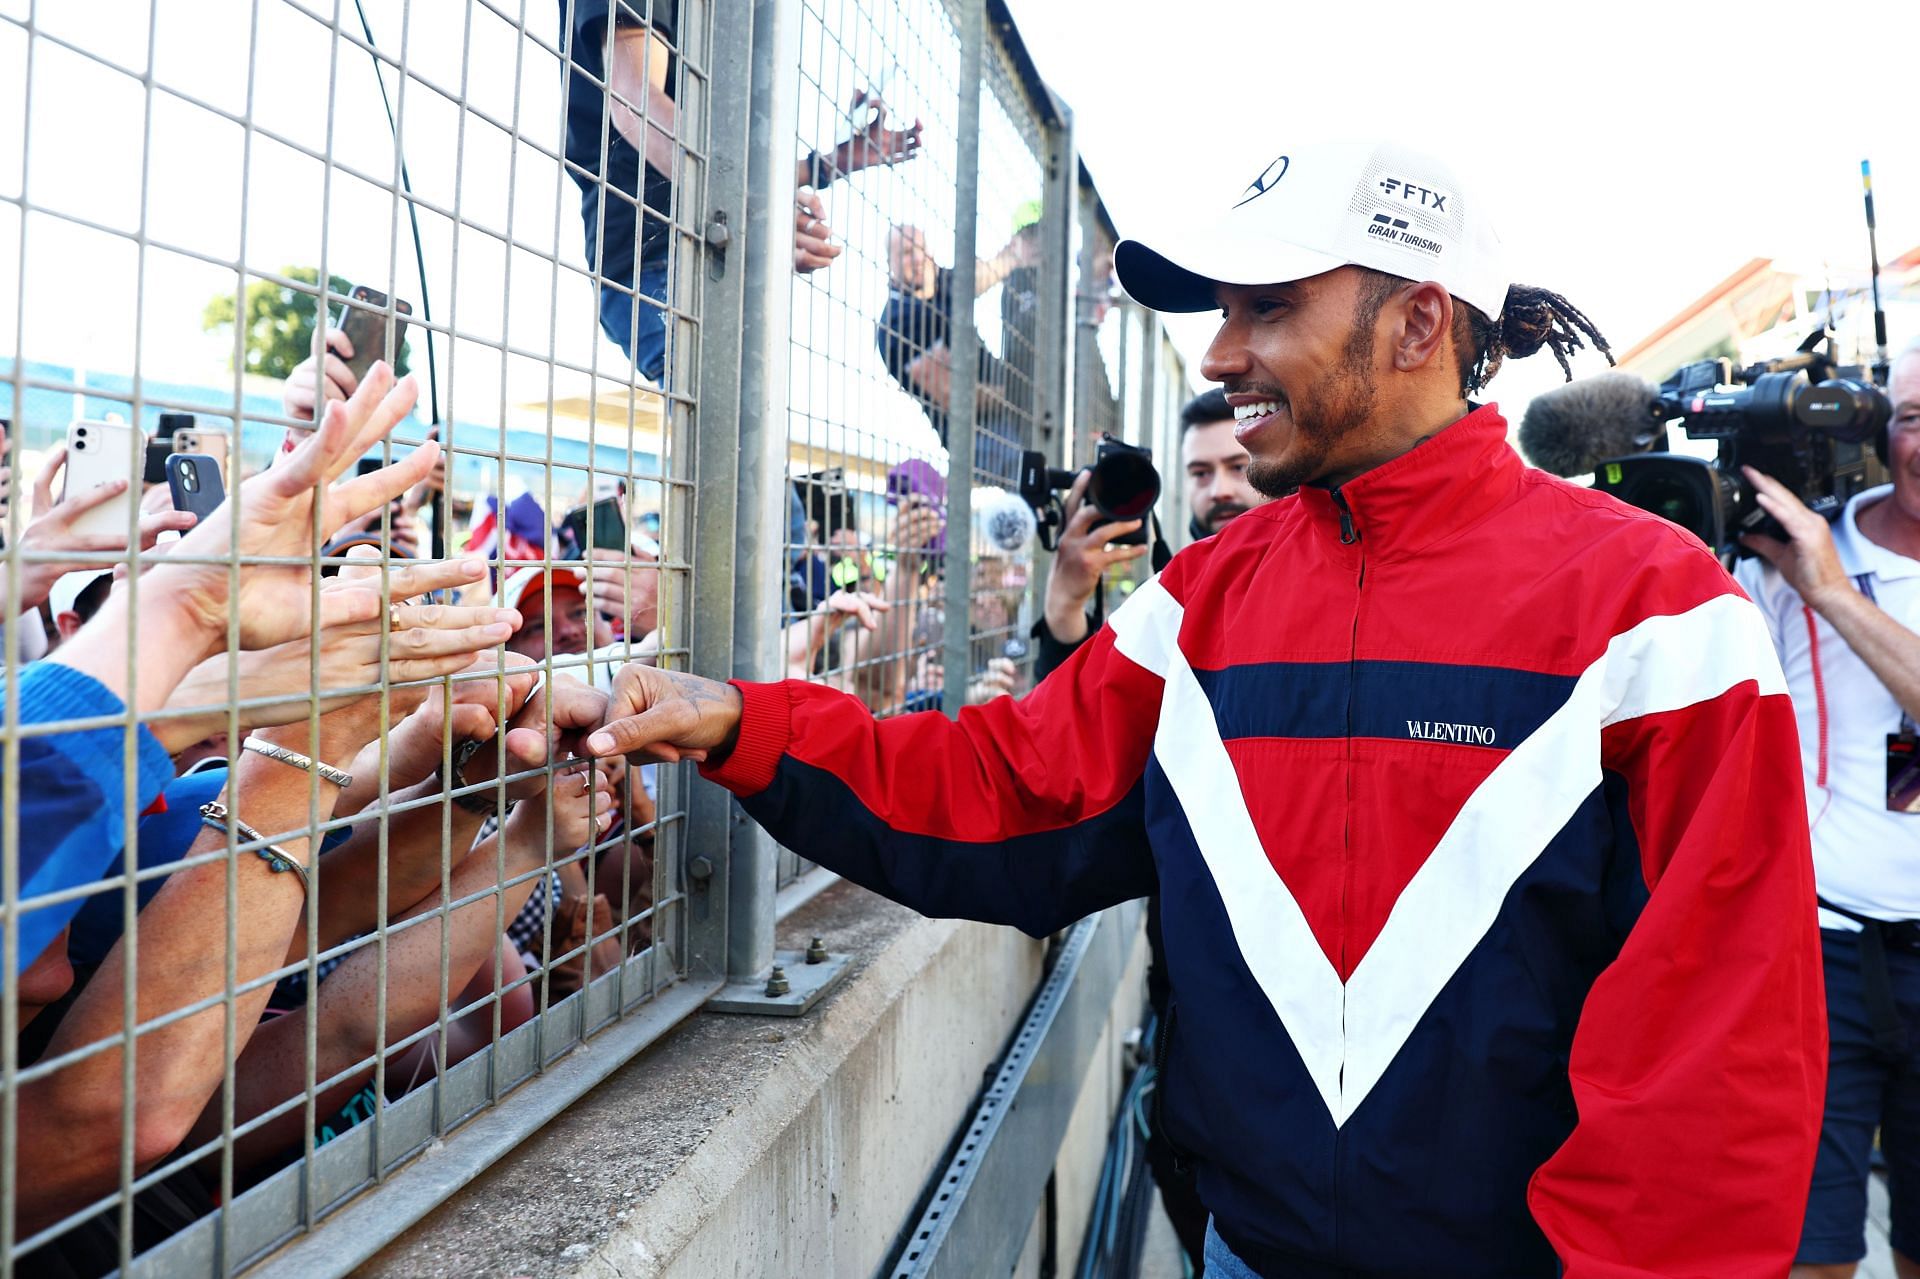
left=887, top=901, right=1141, bottom=1278
left=706, top=945, right=851, bottom=1017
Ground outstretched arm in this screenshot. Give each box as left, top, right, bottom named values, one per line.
left=589, top=591, right=1171, bottom=935
left=603, top=17, right=677, bottom=177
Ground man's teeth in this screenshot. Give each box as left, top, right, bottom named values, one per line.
left=1234, top=400, right=1281, bottom=421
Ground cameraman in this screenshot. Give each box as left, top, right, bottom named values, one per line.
left=1737, top=338, right=1920, bottom=1279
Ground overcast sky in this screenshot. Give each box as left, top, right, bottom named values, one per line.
left=1006, top=0, right=1920, bottom=411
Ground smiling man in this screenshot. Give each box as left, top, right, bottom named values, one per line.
left=588, top=141, right=1825, bottom=1277
left=1182, top=387, right=1262, bottom=537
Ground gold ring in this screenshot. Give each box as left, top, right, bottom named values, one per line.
left=389, top=603, right=403, bottom=631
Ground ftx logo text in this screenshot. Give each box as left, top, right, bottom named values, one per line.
left=1378, top=177, right=1448, bottom=211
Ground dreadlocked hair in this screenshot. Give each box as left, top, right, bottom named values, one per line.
left=1458, top=285, right=1612, bottom=395
left=1351, top=270, right=1613, bottom=396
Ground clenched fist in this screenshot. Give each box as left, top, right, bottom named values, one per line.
left=586, top=664, right=743, bottom=766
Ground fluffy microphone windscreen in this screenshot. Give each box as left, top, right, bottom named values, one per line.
left=1518, top=372, right=1668, bottom=478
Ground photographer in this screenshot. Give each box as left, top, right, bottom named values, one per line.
left=1025, top=385, right=1263, bottom=1276
left=1033, top=388, right=1254, bottom=680
left=556, top=1, right=919, bottom=380
left=1734, top=338, right=1920, bottom=1279
left=876, top=222, right=1037, bottom=462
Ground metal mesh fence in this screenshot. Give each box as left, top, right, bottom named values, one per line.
left=775, top=0, right=963, bottom=893
left=0, top=1, right=710, bottom=1273
left=0, top=0, right=1185, bottom=1273
left=955, top=25, right=1048, bottom=714
left=1073, top=172, right=1121, bottom=463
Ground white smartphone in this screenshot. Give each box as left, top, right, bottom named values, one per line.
left=63, top=419, right=141, bottom=540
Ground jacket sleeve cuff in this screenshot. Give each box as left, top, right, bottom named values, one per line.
left=699, top=680, right=792, bottom=795
left=14, top=662, right=174, bottom=812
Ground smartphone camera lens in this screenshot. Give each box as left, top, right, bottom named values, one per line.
left=181, top=467, right=198, bottom=492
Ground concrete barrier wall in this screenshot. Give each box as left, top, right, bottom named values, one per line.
left=363, top=882, right=1148, bottom=1278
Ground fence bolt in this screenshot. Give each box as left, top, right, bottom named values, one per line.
left=688, top=855, right=714, bottom=884
left=704, top=211, right=731, bottom=251
left=765, top=965, right=791, bottom=997
left=805, top=937, right=827, bottom=964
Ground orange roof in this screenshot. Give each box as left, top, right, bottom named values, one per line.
left=1615, top=257, right=1773, bottom=367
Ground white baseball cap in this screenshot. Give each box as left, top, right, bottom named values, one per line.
left=1115, top=140, right=1511, bottom=321
left=48, top=570, right=111, bottom=620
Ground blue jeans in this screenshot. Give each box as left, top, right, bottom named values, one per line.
left=597, top=258, right=669, bottom=385
left=1799, top=926, right=1920, bottom=1264
left=1204, top=1219, right=1262, bottom=1279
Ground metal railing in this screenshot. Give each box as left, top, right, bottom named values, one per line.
left=0, top=1, right=1186, bottom=1275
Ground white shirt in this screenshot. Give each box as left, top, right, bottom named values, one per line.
left=1735, top=485, right=1920, bottom=929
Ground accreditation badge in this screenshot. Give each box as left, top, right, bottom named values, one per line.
left=1888, top=732, right=1920, bottom=813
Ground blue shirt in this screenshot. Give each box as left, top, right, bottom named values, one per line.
left=8, top=662, right=173, bottom=972
left=65, top=767, right=231, bottom=967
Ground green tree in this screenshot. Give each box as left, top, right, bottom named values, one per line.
left=203, top=266, right=411, bottom=379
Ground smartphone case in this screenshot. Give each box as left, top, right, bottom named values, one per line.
left=165, top=453, right=226, bottom=523
left=63, top=420, right=141, bottom=539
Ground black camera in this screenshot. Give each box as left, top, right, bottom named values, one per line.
left=1019, top=434, right=1161, bottom=549
left=146, top=412, right=193, bottom=485
left=1592, top=330, right=1890, bottom=556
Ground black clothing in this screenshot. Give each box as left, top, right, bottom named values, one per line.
left=559, top=0, right=678, bottom=288
left=996, top=262, right=1039, bottom=421
left=1031, top=611, right=1095, bottom=685
left=1030, top=612, right=1207, bottom=1274
left=875, top=267, right=1007, bottom=455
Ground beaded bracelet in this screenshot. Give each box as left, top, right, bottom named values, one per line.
left=200, top=801, right=311, bottom=894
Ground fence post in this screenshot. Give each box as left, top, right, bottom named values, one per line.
left=1072, top=177, right=1105, bottom=469
left=1136, top=313, right=1159, bottom=453
left=941, top=0, right=986, bottom=720
left=721, top=0, right=801, bottom=982
left=1025, top=108, right=1074, bottom=616
left=1035, top=110, right=1074, bottom=469
left=685, top=0, right=756, bottom=985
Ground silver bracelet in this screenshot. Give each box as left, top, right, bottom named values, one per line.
left=200, top=801, right=311, bottom=894
left=243, top=735, right=354, bottom=789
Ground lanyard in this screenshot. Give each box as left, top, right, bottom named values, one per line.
left=1856, top=573, right=1918, bottom=737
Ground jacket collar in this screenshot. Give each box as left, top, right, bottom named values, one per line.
left=1292, top=403, right=1521, bottom=561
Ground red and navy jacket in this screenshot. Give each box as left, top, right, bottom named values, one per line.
left=703, top=404, right=1826, bottom=1278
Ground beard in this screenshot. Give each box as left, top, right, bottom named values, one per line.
left=1200, top=500, right=1253, bottom=532
left=1244, top=313, right=1382, bottom=498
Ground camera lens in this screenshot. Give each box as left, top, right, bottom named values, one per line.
left=1089, top=449, right=1159, bottom=520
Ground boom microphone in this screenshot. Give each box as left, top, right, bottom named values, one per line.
left=1518, top=372, right=1670, bottom=478
left=978, top=489, right=1039, bottom=553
